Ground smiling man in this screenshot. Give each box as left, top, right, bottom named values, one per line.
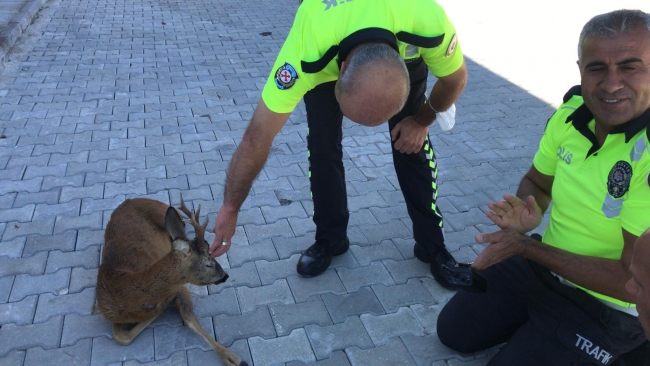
left=437, top=9, right=650, bottom=365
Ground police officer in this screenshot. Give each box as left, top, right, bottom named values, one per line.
left=208, top=0, right=468, bottom=289
left=437, top=9, right=650, bottom=365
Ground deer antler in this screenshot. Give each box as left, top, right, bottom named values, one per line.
left=178, top=194, right=209, bottom=241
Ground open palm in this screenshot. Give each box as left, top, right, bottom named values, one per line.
left=486, top=194, right=542, bottom=233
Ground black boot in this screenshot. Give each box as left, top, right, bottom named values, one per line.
left=296, top=237, right=349, bottom=277
left=414, top=242, right=460, bottom=290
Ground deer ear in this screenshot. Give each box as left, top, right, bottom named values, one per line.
left=172, top=239, right=190, bottom=255
left=165, top=207, right=188, bottom=241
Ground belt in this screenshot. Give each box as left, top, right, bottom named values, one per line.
left=551, top=272, right=638, bottom=317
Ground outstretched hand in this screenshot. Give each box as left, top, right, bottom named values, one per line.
left=486, top=194, right=542, bottom=234
left=209, top=207, right=237, bottom=258
left=473, top=229, right=529, bottom=270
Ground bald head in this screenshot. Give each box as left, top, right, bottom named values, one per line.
left=335, top=42, right=409, bottom=126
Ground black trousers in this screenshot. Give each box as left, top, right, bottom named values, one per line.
left=303, top=58, right=446, bottom=249
left=437, top=256, right=646, bottom=365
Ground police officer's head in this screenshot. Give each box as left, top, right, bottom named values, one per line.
left=335, top=42, right=410, bottom=126
left=626, top=228, right=650, bottom=338
left=577, top=9, right=650, bottom=129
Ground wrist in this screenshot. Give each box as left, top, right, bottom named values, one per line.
left=414, top=100, right=437, bottom=127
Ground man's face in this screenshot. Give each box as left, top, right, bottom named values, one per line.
left=625, top=235, right=650, bottom=338
left=578, top=27, right=650, bottom=127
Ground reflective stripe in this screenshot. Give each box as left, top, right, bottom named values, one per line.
left=630, top=135, right=647, bottom=162
left=601, top=194, right=623, bottom=218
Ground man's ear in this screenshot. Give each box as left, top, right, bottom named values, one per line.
left=340, top=60, right=347, bottom=75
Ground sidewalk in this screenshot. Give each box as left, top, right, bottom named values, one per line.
left=0, top=0, right=648, bottom=365
left=0, top=0, right=47, bottom=72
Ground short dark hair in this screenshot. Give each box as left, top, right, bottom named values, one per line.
left=578, top=9, right=650, bottom=60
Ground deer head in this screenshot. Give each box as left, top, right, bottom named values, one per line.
left=165, top=195, right=228, bottom=286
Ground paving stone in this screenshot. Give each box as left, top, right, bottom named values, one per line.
left=255, top=254, right=300, bottom=286
left=76, top=229, right=105, bottom=250
left=337, top=262, right=395, bottom=293
left=0, top=295, right=37, bottom=326
left=0, top=252, right=47, bottom=277
left=46, top=246, right=100, bottom=274
left=33, top=200, right=81, bottom=221
left=0, top=316, right=63, bottom=357
left=186, top=339, right=252, bottom=366
left=0, top=237, right=25, bottom=258
left=305, top=316, right=374, bottom=360
left=0, top=192, right=15, bottom=209
left=124, top=350, right=186, bottom=366
left=154, top=317, right=215, bottom=359
left=358, top=219, right=412, bottom=245
left=321, top=286, right=385, bottom=325
left=69, top=267, right=98, bottom=294
left=105, top=181, right=147, bottom=198
left=349, top=240, right=403, bottom=266
left=0, top=351, right=24, bottom=366
left=243, top=219, right=294, bottom=245
left=227, top=241, right=278, bottom=269
left=192, top=288, right=240, bottom=318
left=360, top=307, right=425, bottom=346
left=54, top=211, right=103, bottom=233
left=383, top=257, right=432, bottom=284
left=41, top=175, right=84, bottom=191
left=34, top=287, right=95, bottom=323
left=286, top=270, right=347, bottom=303
left=346, top=337, right=417, bottom=366
left=248, top=328, right=315, bottom=366
left=23, top=338, right=92, bottom=366
left=10, top=268, right=70, bottom=302
left=260, top=201, right=308, bottom=224
left=286, top=350, right=352, bottom=366
left=85, top=170, right=125, bottom=186
left=269, top=298, right=331, bottom=337
left=0, top=276, right=13, bottom=304
left=213, top=306, right=275, bottom=347
left=373, top=278, right=437, bottom=313
left=0, top=177, right=43, bottom=195
left=61, top=313, right=112, bottom=347
left=235, top=279, right=294, bottom=313
left=13, top=191, right=60, bottom=208
left=80, top=196, right=125, bottom=215
left=90, top=328, right=154, bottom=366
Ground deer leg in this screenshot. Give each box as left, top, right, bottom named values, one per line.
left=111, top=307, right=167, bottom=346
left=173, top=287, right=247, bottom=366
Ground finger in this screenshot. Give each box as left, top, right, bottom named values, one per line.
left=487, top=202, right=507, bottom=216
left=390, top=125, right=401, bottom=141
left=485, top=211, right=503, bottom=225
left=504, top=193, right=523, bottom=206
left=525, top=195, right=538, bottom=210
left=210, top=240, right=230, bottom=258
left=472, top=252, right=488, bottom=270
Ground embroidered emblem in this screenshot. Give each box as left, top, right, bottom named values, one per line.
left=647, top=171, right=650, bottom=189
left=274, top=62, right=299, bottom=90
left=445, top=34, right=458, bottom=57
left=607, top=161, right=633, bottom=198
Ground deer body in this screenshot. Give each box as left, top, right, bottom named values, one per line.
left=96, top=197, right=246, bottom=366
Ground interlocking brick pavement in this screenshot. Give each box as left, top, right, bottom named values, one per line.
left=2, top=0, right=649, bottom=365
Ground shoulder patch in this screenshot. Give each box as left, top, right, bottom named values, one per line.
left=445, top=34, right=458, bottom=57
left=274, top=62, right=299, bottom=90
left=647, top=171, right=650, bottom=189
left=607, top=161, right=633, bottom=198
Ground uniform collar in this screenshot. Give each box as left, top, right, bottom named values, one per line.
left=564, top=86, right=650, bottom=157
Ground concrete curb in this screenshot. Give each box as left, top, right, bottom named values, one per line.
left=0, top=0, right=48, bottom=70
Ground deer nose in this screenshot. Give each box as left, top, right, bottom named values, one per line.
left=214, top=274, right=229, bottom=285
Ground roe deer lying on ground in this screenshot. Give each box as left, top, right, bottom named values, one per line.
left=95, top=195, right=247, bottom=366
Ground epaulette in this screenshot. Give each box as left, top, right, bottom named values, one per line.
left=562, top=85, right=582, bottom=103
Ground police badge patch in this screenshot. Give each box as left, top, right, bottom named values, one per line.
left=274, top=62, right=299, bottom=90
left=607, top=161, right=633, bottom=198
left=445, top=34, right=458, bottom=57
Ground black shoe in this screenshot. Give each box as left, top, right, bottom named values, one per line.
left=414, top=242, right=460, bottom=290
left=296, top=237, right=349, bottom=278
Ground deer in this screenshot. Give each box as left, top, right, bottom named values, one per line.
left=94, top=194, right=247, bottom=366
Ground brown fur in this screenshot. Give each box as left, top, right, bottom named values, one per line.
left=95, top=196, right=246, bottom=366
